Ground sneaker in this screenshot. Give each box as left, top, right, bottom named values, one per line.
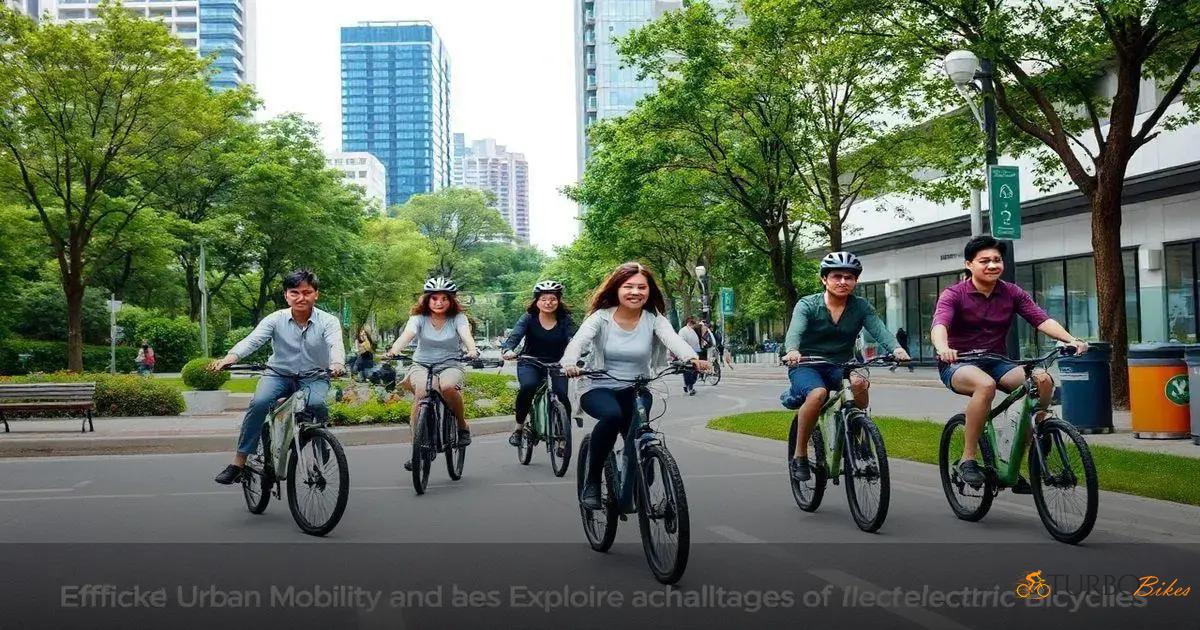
left=458, top=429, right=472, bottom=446
left=580, top=481, right=603, bottom=511
left=214, top=464, right=243, bottom=485
left=1011, top=476, right=1033, bottom=494
left=789, top=457, right=811, bottom=482
left=688, top=388, right=697, bottom=396
left=956, top=459, right=986, bottom=486
left=508, top=429, right=523, bottom=447
left=404, top=459, right=414, bottom=472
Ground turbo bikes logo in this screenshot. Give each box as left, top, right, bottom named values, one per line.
left=1016, top=570, right=1051, bottom=600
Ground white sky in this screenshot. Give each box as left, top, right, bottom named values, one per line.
left=254, top=0, right=580, bottom=251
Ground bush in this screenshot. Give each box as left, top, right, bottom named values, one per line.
left=0, top=339, right=138, bottom=375
left=217, top=326, right=271, bottom=364
left=137, top=316, right=200, bottom=371
left=0, top=372, right=185, bottom=416
left=326, top=372, right=516, bottom=426
left=12, top=282, right=110, bottom=343
left=181, top=358, right=229, bottom=391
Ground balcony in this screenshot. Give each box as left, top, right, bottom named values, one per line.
left=585, top=8, right=594, bottom=24
left=586, top=73, right=597, bottom=90
left=586, top=97, right=597, bottom=112
left=583, top=28, right=596, bottom=45
left=586, top=53, right=595, bottom=68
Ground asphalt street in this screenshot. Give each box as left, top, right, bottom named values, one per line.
left=2, top=374, right=1198, bottom=628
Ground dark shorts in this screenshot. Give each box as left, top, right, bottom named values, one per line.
left=781, top=364, right=843, bottom=409
left=938, top=358, right=1020, bottom=394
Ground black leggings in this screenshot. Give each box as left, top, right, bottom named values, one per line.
left=581, top=387, right=653, bottom=486
left=515, top=362, right=570, bottom=425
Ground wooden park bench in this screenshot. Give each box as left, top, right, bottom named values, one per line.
left=0, top=382, right=96, bottom=433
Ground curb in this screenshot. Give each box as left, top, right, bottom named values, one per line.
left=0, top=417, right=516, bottom=459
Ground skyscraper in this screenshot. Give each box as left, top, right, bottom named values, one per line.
left=573, top=0, right=682, bottom=185
left=341, top=21, right=452, bottom=208
left=20, top=1, right=256, bottom=89
left=453, top=133, right=530, bottom=243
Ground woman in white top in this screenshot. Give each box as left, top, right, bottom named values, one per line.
left=562, top=262, right=709, bottom=511
left=385, top=277, right=480, bottom=455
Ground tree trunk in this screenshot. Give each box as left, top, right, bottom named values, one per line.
left=764, top=225, right=799, bottom=324
left=1090, top=171, right=1129, bottom=409
left=183, top=257, right=200, bottom=321
left=64, top=269, right=86, bottom=372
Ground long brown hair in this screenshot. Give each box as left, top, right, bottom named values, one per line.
left=589, top=262, right=666, bottom=315
left=410, top=291, right=463, bottom=317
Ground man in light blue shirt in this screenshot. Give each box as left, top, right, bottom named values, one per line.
left=210, top=269, right=346, bottom=485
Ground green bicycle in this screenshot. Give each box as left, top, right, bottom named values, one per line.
left=513, top=357, right=573, bottom=477
left=786, top=356, right=893, bottom=533
left=938, top=346, right=1099, bottom=544
left=230, top=365, right=350, bottom=537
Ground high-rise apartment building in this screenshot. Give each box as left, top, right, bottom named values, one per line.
left=452, top=133, right=530, bottom=243
left=10, top=0, right=256, bottom=89
left=341, top=21, right=452, bottom=208
left=326, top=151, right=388, bottom=212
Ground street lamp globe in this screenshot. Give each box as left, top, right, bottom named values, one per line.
left=695, top=265, right=707, bottom=278
left=943, top=50, right=980, bottom=86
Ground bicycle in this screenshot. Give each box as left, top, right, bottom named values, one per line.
left=937, top=346, right=1099, bottom=544
left=574, top=362, right=695, bottom=585
left=229, top=365, right=350, bottom=537
left=512, top=357, right=572, bottom=477
left=1016, top=570, right=1052, bottom=599
left=393, top=354, right=503, bottom=495
left=785, top=356, right=894, bottom=533
left=696, top=350, right=722, bottom=386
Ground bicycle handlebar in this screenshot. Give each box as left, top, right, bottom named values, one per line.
left=574, top=360, right=701, bottom=383
left=515, top=356, right=563, bottom=371
left=381, top=353, right=505, bottom=370
left=779, top=355, right=904, bottom=369
left=955, top=345, right=1078, bottom=366
left=225, top=364, right=332, bottom=379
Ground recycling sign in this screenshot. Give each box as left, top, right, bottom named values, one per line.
left=988, top=165, right=1021, bottom=239
left=1165, top=374, right=1189, bottom=406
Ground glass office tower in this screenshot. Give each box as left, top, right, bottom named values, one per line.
left=341, top=21, right=452, bottom=208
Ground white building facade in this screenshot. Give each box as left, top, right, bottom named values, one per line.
left=326, top=151, right=387, bottom=212
left=453, top=134, right=530, bottom=243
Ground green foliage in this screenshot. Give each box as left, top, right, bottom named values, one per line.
left=0, top=372, right=185, bottom=416
left=12, top=282, right=112, bottom=343
left=0, top=339, right=138, bottom=375
left=393, top=188, right=512, bottom=279
left=327, top=371, right=516, bottom=426
left=0, top=205, right=40, bottom=338
left=136, top=317, right=200, bottom=371
left=180, top=358, right=229, bottom=391
left=329, top=398, right=413, bottom=425
left=351, top=217, right=434, bottom=333
left=217, top=326, right=270, bottom=364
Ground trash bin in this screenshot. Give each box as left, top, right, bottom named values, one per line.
left=1128, top=343, right=1191, bottom=439
left=1057, top=342, right=1112, bottom=434
left=1186, top=344, right=1200, bottom=445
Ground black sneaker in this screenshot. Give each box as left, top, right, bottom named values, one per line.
left=214, top=464, right=243, bottom=485
left=404, top=459, right=414, bottom=472
left=458, top=429, right=472, bottom=446
left=688, top=388, right=697, bottom=396
left=789, top=457, right=811, bottom=482
left=580, top=481, right=603, bottom=511
left=956, top=459, right=986, bottom=486
left=508, top=429, right=523, bottom=447
left=1011, top=476, right=1033, bottom=494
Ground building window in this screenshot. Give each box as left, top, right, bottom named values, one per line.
left=1165, top=241, right=1197, bottom=342
left=903, top=271, right=963, bottom=362
left=1015, top=249, right=1141, bottom=354
left=855, top=281, right=889, bottom=357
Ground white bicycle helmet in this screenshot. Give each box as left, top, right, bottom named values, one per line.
left=819, top=251, right=863, bottom=276
left=533, top=280, right=564, bottom=296
left=423, top=277, right=458, bottom=294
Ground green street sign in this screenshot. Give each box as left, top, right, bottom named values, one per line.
left=719, top=287, right=735, bottom=316
left=988, top=164, right=1021, bottom=239
left=1165, top=374, right=1189, bottom=406
left=341, top=301, right=351, bottom=327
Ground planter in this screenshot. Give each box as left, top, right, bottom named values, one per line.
left=183, top=390, right=230, bottom=415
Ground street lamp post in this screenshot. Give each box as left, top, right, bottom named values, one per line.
left=944, top=51, right=1020, bottom=358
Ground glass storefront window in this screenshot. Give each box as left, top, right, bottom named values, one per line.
left=1165, top=242, right=1197, bottom=342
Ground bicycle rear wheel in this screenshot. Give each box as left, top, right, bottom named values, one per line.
left=787, top=416, right=827, bottom=512
left=548, top=400, right=572, bottom=477
left=1029, top=418, right=1098, bottom=544
left=707, top=362, right=722, bottom=386
left=636, top=444, right=690, bottom=585
left=286, top=428, right=350, bottom=537
left=517, top=423, right=534, bottom=465
left=577, top=435, right=617, bottom=551
left=411, top=403, right=433, bottom=495
left=242, top=426, right=273, bottom=514
left=842, top=411, right=890, bottom=533
left=938, top=414, right=995, bottom=521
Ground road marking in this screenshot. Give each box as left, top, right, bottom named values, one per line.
left=807, top=568, right=972, bottom=630
left=0, top=487, right=76, bottom=495
left=0, top=493, right=156, bottom=502
left=707, top=525, right=766, bottom=543
left=73, top=480, right=93, bottom=488
left=169, top=491, right=230, bottom=496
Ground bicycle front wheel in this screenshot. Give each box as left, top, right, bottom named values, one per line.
left=242, top=425, right=273, bottom=514
left=842, top=411, right=890, bottom=533
left=787, top=417, right=827, bottom=512
left=938, top=414, right=995, bottom=522
left=636, top=444, right=690, bottom=585
left=1029, top=418, right=1098, bottom=544
left=286, top=427, right=350, bottom=537
left=517, top=424, right=534, bottom=465
left=411, top=404, right=433, bottom=495
left=548, top=400, right=572, bottom=477
left=577, top=435, right=617, bottom=552
left=707, top=362, right=722, bottom=386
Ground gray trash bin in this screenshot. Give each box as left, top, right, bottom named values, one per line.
left=1187, top=345, right=1200, bottom=446
left=1058, top=342, right=1113, bottom=434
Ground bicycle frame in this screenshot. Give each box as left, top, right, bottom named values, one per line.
left=791, top=356, right=895, bottom=478
left=241, top=366, right=330, bottom=484
left=520, top=357, right=560, bottom=443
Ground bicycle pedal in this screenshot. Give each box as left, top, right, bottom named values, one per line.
left=618, top=514, right=628, bottom=522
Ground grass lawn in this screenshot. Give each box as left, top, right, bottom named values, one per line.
left=708, top=411, right=1200, bottom=506
left=157, top=377, right=260, bottom=394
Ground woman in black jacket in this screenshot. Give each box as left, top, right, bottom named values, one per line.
left=501, top=280, right=575, bottom=447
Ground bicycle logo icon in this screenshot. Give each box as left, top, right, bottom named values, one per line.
left=1016, top=570, right=1052, bottom=600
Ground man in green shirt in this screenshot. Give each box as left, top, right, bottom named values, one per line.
left=781, top=252, right=910, bottom=482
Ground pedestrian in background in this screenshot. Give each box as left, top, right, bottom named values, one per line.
left=135, top=341, right=155, bottom=376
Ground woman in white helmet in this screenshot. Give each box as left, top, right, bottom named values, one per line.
left=385, top=277, right=479, bottom=459
left=501, top=280, right=576, bottom=448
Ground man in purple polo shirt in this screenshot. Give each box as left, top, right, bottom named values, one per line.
left=931, top=236, right=1088, bottom=488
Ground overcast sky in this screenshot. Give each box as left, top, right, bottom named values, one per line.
left=254, top=0, right=579, bottom=251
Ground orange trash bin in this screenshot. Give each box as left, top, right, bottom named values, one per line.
left=1128, top=343, right=1191, bottom=439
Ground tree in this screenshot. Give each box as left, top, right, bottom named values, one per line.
left=393, top=188, right=513, bottom=278
left=0, top=204, right=41, bottom=337
left=0, top=5, right=253, bottom=369
left=351, top=217, right=433, bottom=334
left=866, top=0, right=1200, bottom=405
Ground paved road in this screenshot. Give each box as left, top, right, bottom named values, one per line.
left=2, top=377, right=1198, bottom=628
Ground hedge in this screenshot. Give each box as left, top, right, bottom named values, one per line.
left=328, top=372, right=516, bottom=426
left=0, top=372, right=185, bottom=416
left=136, top=316, right=200, bottom=372
left=0, top=339, right=139, bottom=375
left=181, top=358, right=230, bottom=391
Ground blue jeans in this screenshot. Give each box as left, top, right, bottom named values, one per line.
left=236, top=374, right=330, bottom=455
